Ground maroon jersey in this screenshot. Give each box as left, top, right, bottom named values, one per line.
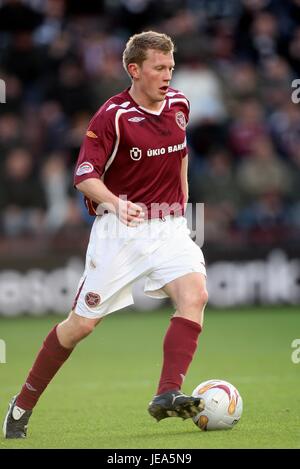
left=74, top=87, right=189, bottom=218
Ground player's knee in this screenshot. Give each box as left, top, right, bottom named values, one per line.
left=76, top=320, right=97, bottom=339
left=179, top=288, right=208, bottom=314
left=199, top=288, right=209, bottom=308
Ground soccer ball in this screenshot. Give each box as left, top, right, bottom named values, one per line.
left=192, top=379, right=243, bottom=431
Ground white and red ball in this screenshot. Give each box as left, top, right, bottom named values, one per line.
left=192, top=379, right=243, bottom=431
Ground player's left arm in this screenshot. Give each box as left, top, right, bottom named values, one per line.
left=181, top=154, right=189, bottom=209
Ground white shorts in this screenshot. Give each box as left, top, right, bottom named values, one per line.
left=74, top=213, right=206, bottom=318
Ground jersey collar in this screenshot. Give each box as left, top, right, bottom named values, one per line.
left=125, top=88, right=166, bottom=116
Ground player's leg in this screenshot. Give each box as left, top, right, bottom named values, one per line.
left=157, top=272, right=208, bottom=390
left=164, top=271, right=208, bottom=324
left=57, top=309, right=103, bottom=348
left=3, top=213, right=152, bottom=438
left=148, top=272, right=208, bottom=421
left=3, top=311, right=102, bottom=439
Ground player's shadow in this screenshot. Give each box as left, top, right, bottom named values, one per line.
left=129, top=428, right=201, bottom=441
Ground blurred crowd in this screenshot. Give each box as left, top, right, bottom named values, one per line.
left=0, top=0, right=300, bottom=247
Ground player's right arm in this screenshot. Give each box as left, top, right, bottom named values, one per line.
left=74, top=106, right=144, bottom=226
left=76, top=178, right=144, bottom=226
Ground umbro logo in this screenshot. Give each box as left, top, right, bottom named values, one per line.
left=128, top=117, right=145, bottom=123
left=25, top=382, right=37, bottom=392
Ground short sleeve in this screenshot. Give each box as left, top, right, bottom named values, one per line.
left=74, top=110, right=116, bottom=186
left=184, top=97, right=190, bottom=126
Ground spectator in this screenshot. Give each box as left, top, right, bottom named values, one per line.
left=0, top=113, right=23, bottom=156
left=33, top=0, right=66, bottom=46
left=229, top=98, right=269, bottom=158
left=236, top=191, right=291, bottom=244
left=45, top=59, right=93, bottom=116
left=0, top=147, right=47, bottom=237
left=190, top=148, right=240, bottom=242
left=269, top=102, right=300, bottom=160
left=172, top=59, right=227, bottom=125
left=236, top=136, right=293, bottom=201
left=41, top=152, right=74, bottom=232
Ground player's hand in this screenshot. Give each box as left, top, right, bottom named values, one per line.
left=116, top=199, right=145, bottom=226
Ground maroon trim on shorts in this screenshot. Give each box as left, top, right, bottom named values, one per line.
left=72, top=277, right=86, bottom=310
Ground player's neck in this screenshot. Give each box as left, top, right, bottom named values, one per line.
left=128, top=86, right=164, bottom=113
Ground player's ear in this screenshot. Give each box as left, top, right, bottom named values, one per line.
left=128, top=63, right=140, bottom=79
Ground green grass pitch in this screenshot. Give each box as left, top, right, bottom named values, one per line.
left=0, top=306, right=299, bottom=449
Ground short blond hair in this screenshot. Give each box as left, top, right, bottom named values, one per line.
left=122, top=31, right=174, bottom=77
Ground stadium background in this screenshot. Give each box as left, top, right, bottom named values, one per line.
left=0, top=0, right=300, bottom=315
left=0, top=0, right=299, bottom=450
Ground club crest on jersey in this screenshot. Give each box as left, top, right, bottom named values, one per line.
left=175, top=111, right=186, bottom=130
left=76, top=162, right=94, bottom=176
left=130, top=147, right=142, bottom=161
left=85, top=292, right=101, bottom=308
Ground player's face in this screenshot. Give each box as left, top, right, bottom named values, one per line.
left=135, top=49, right=175, bottom=105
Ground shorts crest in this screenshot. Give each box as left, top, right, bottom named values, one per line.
left=85, top=292, right=101, bottom=308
